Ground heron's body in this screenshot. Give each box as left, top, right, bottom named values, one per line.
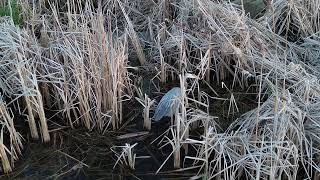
left=153, top=87, right=181, bottom=122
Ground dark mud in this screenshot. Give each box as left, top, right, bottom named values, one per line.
left=1, top=77, right=261, bottom=180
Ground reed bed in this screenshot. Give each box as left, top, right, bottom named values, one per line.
left=0, top=96, right=23, bottom=173
left=41, top=5, right=133, bottom=131
left=147, top=0, right=320, bottom=179
left=0, top=0, right=319, bottom=179
left=260, top=0, right=320, bottom=41
left=0, top=0, right=133, bottom=171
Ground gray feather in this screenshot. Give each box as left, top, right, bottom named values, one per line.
left=153, top=87, right=181, bottom=121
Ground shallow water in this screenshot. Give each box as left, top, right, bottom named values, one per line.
left=1, top=111, right=196, bottom=180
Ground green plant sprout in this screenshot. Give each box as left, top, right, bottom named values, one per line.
left=0, top=0, right=22, bottom=26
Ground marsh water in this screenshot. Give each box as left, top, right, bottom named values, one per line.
left=0, top=77, right=260, bottom=180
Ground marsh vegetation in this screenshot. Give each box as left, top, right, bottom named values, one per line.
left=0, top=0, right=320, bottom=179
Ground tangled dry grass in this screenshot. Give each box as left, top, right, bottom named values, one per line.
left=0, top=0, right=320, bottom=179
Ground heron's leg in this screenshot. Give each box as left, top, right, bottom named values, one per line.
left=154, top=117, right=170, bottom=136
left=152, top=121, right=160, bottom=136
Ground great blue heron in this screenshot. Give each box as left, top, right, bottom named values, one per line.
left=153, top=87, right=181, bottom=122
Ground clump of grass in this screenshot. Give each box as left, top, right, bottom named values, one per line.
left=148, top=0, right=320, bottom=178
left=111, top=143, right=137, bottom=170
left=0, top=18, right=50, bottom=142
left=135, top=90, right=155, bottom=130
left=40, top=1, right=133, bottom=131
left=0, top=0, right=22, bottom=26
left=0, top=96, right=23, bottom=173
left=260, top=0, right=320, bottom=42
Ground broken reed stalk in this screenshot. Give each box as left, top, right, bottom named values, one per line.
left=203, top=120, right=209, bottom=178
left=111, top=143, right=137, bottom=170
left=179, top=74, right=189, bottom=153
left=173, top=75, right=188, bottom=168
left=33, top=74, right=50, bottom=142
left=227, top=93, right=239, bottom=117
left=0, top=131, right=11, bottom=173
left=158, top=34, right=166, bottom=83
left=110, top=35, right=128, bottom=130
left=135, top=90, right=155, bottom=130
left=173, top=124, right=181, bottom=169
left=19, top=62, right=49, bottom=142
left=143, top=94, right=154, bottom=130
left=0, top=99, right=23, bottom=156
left=126, top=143, right=137, bottom=170
left=16, top=62, right=39, bottom=140
left=205, top=36, right=212, bottom=82
left=0, top=97, right=23, bottom=173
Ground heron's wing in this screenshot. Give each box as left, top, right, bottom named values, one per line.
left=153, top=97, right=171, bottom=121
left=153, top=87, right=181, bottom=121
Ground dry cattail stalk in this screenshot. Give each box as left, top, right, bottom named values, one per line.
left=111, top=143, right=138, bottom=170
left=0, top=131, right=11, bottom=173
left=0, top=96, right=23, bottom=173
left=117, top=0, right=146, bottom=65
left=136, top=93, right=155, bottom=130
